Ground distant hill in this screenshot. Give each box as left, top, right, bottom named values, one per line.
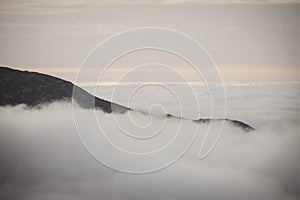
left=0, top=66, right=129, bottom=113
left=0, top=66, right=255, bottom=132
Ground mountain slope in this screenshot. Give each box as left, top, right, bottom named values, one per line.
left=0, top=66, right=255, bottom=132
left=0, top=66, right=129, bottom=113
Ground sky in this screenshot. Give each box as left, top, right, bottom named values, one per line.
left=0, top=0, right=300, bottom=83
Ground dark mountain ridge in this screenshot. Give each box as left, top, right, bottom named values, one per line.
left=0, top=66, right=129, bottom=113
left=0, top=66, right=255, bottom=132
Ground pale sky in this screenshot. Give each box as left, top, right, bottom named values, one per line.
left=0, top=0, right=300, bottom=83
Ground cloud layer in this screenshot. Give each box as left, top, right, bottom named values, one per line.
left=0, top=84, right=300, bottom=200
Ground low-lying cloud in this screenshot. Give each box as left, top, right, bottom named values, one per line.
left=0, top=84, right=300, bottom=200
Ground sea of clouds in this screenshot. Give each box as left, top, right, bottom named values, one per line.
left=0, top=84, right=300, bottom=200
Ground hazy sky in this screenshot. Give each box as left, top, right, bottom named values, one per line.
left=0, top=0, right=299, bottom=83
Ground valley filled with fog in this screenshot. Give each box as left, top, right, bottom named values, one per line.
left=0, top=83, right=300, bottom=200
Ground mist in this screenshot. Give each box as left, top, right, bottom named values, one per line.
left=0, top=84, right=300, bottom=200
